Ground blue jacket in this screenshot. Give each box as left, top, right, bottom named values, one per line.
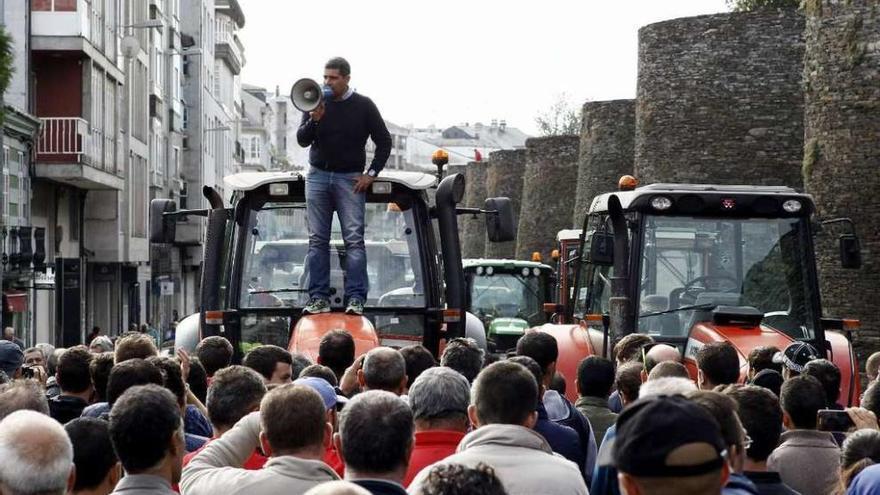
left=535, top=401, right=586, bottom=475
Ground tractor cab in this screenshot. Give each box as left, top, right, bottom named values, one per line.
left=151, top=169, right=516, bottom=361
left=541, top=182, right=863, bottom=405
left=463, top=259, right=553, bottom=351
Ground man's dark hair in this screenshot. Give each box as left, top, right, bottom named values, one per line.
left=696, top=341, right=740, bottom=386
left=803, top=358, right=842, bottom=407
left=576, top=356, right=615, bottom=399
left=56, top=345, right=93, bottom=394
left=687, top=390, right=742, bottom=449
left=187, top=357, right=209, bottom=404
left=363, top=347, right=406, bottom=392
left=863, top=381, right=880, bottom=419
left=0, top=379, right=49, bottom=418
left=508, top=356, right=543, bottom=394
left=299, top=363, right=338, bottom=386
left=616, top=361, right=644, bottom=404
left=841, top=429, right=880, bottom=471
left=724, top=385, right=783, bottom=462
left=195, top=336, right=233, bottom=376
left=421, top=463, right=507, bottom=495
left=472, top=361, right=537, bottom=425
left=440, top=338, right=483, bottom=383
left=325, top=57, right=351, bottom=77
left=146, top=356, right=186, bottom=407
left=780, top=374, right=826, bottom=429
left=106, top=359, right=164, bottom=406
left=748, top=346, right=782, bottom=375
left=260, top=384, right=327, bottom=453
left=114, top=333, right=158, bottom=363
left=338, top=390, right=413, bottom=474
left=290, top=352, right=313, bottom=381
left=65, top=418, right=118, bottom=491
left=400, top=344, right=436, bottom=389
left=318, top=330, right=355, bottom=380
left=109, top=384, right=182, bottom=473
left=613, top=334, right=654, bottom=363
left=90, top=352, right=115, bottom=402
left=243, top=345, right=293, bottom=381
left=516, top=332, right=559, bottom=380
left=648, top=361, right=690, bottom=380
left=207, top=365, right=267, bottom=431
left=550, top=372, right=567, bottom=396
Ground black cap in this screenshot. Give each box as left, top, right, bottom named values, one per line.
left=614, top=395, right=726, bottom=478
left=751, top=368, right=784, bottom=397
left=772, top=342, right=821, bottom=374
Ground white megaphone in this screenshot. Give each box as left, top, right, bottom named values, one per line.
left=290, top=78, right=334, bottom=113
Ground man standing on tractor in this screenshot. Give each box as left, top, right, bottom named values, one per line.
left=297, top=57, right=392, bottom=315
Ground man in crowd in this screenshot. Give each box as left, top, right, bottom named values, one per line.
left=747, top=346, right=782, bottom=382
left=0, top=410, right=75, bottom=495
left=89, top=336, right=114, bottom=354
left=866, top=351, right=880, bottom=384
left=65, top=418, right=121, bottom=495
left=82, top=358, right=164, bottom=419
left=292, top=353, right=315, bottom=381
left=723, top=385, right=799, bottom=494
left=294, top=376, right=346, bottom=476
left=195, top=336, right=234, bottom=380
left=90, top=352, right=115, bottom=404
left=439, top=337, right=483, bottom=383
left=648, top=360, right=690, bottom=380
left=0, top=340, right=24, bottom=381
left=409, top=361, right=588, bottom=494
left=319, top=329, right=356, bottom=382
left=335, top=390, right=412, bottom=494
left=183, top=365, right=268, bottom=469
left=109, top=385, right=185, bottom=495
left=615, top=395, right=730, bottom=495
left=358, top=347, right=407, bottom=395
left=243, top=345, right=294, bottom=386
left=114, top=333, right=158, bottom=363
left=181, top=384, right=339, bottom=494
left=641, top=343, right=682, bottom=379
left=23, top=346, right=45, bottom=367
left=575, top=356, right=617, bottom=445
left=399, top=344, right=436, bottom=392
left=296, top=56, right=391, bottom=316
left=768, top=375, right=840, bottom=495
left=697, top=342, right=741, bottom=390
left=803, top=358, right=843, bottom=409
left=301, top=364, right=340, bottom=386
left=772, top=341, right=821, bottom=381
left=147, top=356, right=211, bottom=452
left=608, top=333, right=654, bottom=412
left=2, top=326, right=24, bottom=349
left=0, top=379, right=49, bottom=418
left=404, top=367, right=471, bottom=485
left=417, top=464, right=507, bottom=495
left=49, top=345, right=94, bottom=423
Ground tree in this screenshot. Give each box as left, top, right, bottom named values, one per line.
left=726, top=0, right=800, bottom=12
left=534, top=93, right=581, bottom=137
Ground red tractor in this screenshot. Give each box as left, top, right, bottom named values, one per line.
left=542, top=181, right=863, bottom=405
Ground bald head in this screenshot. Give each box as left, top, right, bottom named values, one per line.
left=0, top=410, right=74, bottom=495
left=644, top=344, right=681, bottom=374
left=359, top=347, right=407, bottom=395
left=304, top=481, right=371, bottom=495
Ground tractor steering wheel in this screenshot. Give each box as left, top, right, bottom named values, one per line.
left=679, top=275, right=739, bottom=306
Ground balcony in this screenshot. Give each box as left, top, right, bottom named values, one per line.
left=35, top=117, right=124, bottom=190
left=215, top=30, right=244, bottom=75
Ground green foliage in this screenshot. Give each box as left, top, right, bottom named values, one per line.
left=726, top=0, right=801, bottom=12
left=534, top=93, right=581, bottom=137
left=0, top=27, right=13, bottom=119
left=802, top=138, right=821, bottom=185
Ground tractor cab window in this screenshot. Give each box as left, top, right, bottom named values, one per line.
left=638, top=215, right=816, bottom=340
left=468, top=267, right=547, bottom=328
left=239, top=201, right=425, bottom=310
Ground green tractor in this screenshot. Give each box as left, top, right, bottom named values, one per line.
left=463, top=259, right=554, bottom=352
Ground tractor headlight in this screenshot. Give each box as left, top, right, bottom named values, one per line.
left=782, top=199, right=802, bottom=213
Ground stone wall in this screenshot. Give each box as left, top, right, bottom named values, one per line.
left=461, top=161, right=488, bottom=259
left=635, top=10, right=805, bottom=189
left=516, top=136, right=580, bottom=260
left=804, top=0, right=880, bottom=362
left=573, top=100, right=636, bottom=225
left=484, top=149, right=527, bottom=259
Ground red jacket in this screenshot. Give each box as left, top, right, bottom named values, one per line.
left=182, top=440, right=268, bottom=470
left=324, top=443, right=345, bottom=477
left=403, top=430, right=466, bottom=486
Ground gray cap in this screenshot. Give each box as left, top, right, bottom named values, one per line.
left=0, top=340, right=24, bottom=377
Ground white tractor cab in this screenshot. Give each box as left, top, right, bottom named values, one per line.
left=463, top=259, right=554, bottom=352
left=150, top=170, right=514, bottom=360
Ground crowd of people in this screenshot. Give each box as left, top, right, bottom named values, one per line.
left=3, top=326, right=880, bottom=495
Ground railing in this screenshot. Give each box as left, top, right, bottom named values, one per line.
left=37, top=117, right=91, bottom=164
left=215, top=29, right=244, bottom=67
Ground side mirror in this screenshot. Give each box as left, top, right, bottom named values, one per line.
left=485, top=197, right=516, bottom=243
left=586, top=232, right=614, bottom=266
left=150, top=199, right=178, bottom=244
left=840, top=234, right=861, bottom=269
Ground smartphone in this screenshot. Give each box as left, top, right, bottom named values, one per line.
left=817, top=409, right=854, bottom=432
left=20, top=366, right=35, bottom=379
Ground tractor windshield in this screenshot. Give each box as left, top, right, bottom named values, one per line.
left=239, top=202, right=425, bottom=309
left=638, top=215, right=817, bottom=340
left=468, top=268, right=547, bottom=327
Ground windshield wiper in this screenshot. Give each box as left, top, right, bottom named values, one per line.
left=248, top=287, right=307, bottom=295
left=639, top=303, right=716, bottom=319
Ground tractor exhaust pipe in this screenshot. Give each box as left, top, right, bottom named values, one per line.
left=608, top=195, right=634, bottom=346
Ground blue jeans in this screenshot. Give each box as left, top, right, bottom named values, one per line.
left=305, top=166, right=368, bottom=302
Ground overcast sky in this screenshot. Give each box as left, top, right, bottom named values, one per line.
left=237, top=0, right=730, bottom=135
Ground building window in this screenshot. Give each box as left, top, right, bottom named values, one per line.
left=248, top=137, right=260, bottom=160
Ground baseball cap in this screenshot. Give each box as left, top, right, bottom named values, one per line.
left=772, top=342, right=821, bottom=374
left=295, top=377, right=344, bottom=410
left=0, top=340, right=24, bottom=377
left=614, top=395, right=726, bottom=478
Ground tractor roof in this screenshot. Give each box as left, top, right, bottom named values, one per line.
left=224, top=170, right=438, bottom=192
left=557, top=229, right=581, bottom=242
left=462, top=258, right=553, bottom=271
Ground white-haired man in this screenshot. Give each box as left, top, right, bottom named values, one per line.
left=0, top=410, right=75, bottom=495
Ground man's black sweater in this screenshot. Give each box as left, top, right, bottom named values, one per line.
left=296, top=92, right=392, bottom=175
